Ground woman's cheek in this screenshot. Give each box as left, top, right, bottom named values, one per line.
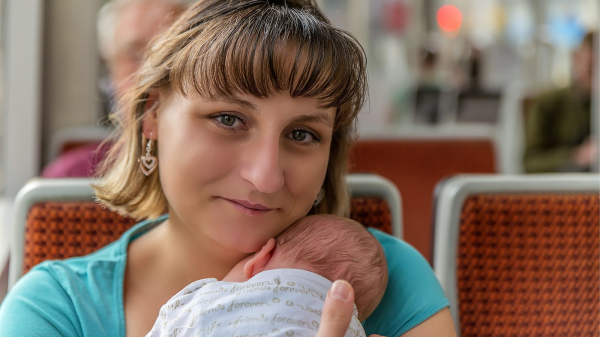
left=158, top=123, right=235, bottom=212
left=286, top=147, right=330, bottom=212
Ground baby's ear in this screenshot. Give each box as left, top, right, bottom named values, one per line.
left=243, top=238, right=276, bottom=278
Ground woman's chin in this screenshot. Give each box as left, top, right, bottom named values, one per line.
left=204, top=224, right=268, bottom=253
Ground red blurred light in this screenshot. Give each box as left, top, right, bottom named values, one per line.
left=437, top=5, right=462, bottom=32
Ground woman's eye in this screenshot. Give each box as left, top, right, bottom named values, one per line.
left=292, top=130, right=308, bottom=141
left=287, top=129, right=320, bottom=145
left=220, top=115, right=236, bottom=126
left=211, top=113, right=245, bottom=130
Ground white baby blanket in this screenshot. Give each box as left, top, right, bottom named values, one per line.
left=146, top=268, right=365, bottom=337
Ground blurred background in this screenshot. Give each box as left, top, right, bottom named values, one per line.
left=0, top=0, right=598, bottom=293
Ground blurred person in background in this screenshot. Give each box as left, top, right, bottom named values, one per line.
left=41, top=0, right=189, bottom=178
left=418, top=47, right=440, bottom=87
left=464, top=47, right=483, bottom=92
left=523, top=31, right=598, bottom=173
left=413, top=47, right=442, bottom=124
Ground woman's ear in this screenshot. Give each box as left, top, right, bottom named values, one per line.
left=142, top=92, right=160, bottom=141
left=244, top=238, right=276, bottom=278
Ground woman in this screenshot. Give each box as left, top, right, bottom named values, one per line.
left=0, top=1, right=456, bottom=336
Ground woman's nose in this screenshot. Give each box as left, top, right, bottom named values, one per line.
left=239, top=135, right=285, bottom=194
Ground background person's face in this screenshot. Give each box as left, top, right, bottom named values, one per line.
left=154, top=91, right=335, bottom=254
left=573, top=42, right=593, bottom=93
left=110, top=1, right=182, bottom=99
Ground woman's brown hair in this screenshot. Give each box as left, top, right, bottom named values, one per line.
left=94, top=0, right=368, bottom=219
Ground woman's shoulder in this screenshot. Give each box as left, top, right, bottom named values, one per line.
left=367, top=227, right=434, bottom=273
left=0, top=248, right=125, bottom=335
left=0, top=258, right=117, bottom=336
left=364, top=228, right=450, bottom=337
left=0, top=263, right=77, bottom=335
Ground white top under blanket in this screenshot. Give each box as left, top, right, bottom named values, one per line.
left=146, top=268, right=365, bottom=337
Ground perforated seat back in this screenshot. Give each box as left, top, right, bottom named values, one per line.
left=457, top=193, right=599, bottom=336
left=23, top=201, right=137, bottom=273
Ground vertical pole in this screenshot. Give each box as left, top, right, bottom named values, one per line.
left=592, top=31, right=599, bottom=173
left=2, top=0, right=44, bottom=197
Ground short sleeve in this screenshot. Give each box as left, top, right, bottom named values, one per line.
left=0, top=265, right=82, bottom=337
left=362, top=228, right=449, bottom=337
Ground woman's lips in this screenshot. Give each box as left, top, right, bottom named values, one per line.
left=220, top=197, right=276, bottom=216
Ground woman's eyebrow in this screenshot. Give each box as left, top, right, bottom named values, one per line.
left=291, top=113, right=333, bottom=128
left=213, top=96, right=259, bottom=111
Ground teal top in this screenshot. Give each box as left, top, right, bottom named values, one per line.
left=0, top=216, right=449, bottom=337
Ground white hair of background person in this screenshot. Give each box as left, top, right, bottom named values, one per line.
left=97, top=0, right=195, bottom=62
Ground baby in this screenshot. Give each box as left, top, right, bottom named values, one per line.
left=146, top=214, right=388, bottom=337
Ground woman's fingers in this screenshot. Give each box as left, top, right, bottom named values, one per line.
left=315, top=280, right=355, bottom=337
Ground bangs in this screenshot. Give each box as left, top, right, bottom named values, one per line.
left=167, top=3, right=367, bottom=115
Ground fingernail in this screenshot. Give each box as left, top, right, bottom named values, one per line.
left=330, top=280, right=351, bottom=301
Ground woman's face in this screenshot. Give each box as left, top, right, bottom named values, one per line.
left=146, top=90, right=335, bottom=253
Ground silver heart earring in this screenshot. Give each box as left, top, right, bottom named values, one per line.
left=138, top=137, right=157, bottom=176
left=313, top=188, right=324, bottom=206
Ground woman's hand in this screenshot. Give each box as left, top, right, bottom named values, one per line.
left=316, top=280, right=385, bottom=337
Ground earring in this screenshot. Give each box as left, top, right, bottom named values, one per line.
left=138, top=138, right=157, bottom=176
left=149, top=100, right=159, bottom=112
left=313, top=188, right=325, bottom=206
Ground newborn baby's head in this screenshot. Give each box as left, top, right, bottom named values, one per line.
left=224, top=214, right=388, bottom=321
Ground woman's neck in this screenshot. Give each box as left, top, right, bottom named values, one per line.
left=128, top=213, right=250, bottom=291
